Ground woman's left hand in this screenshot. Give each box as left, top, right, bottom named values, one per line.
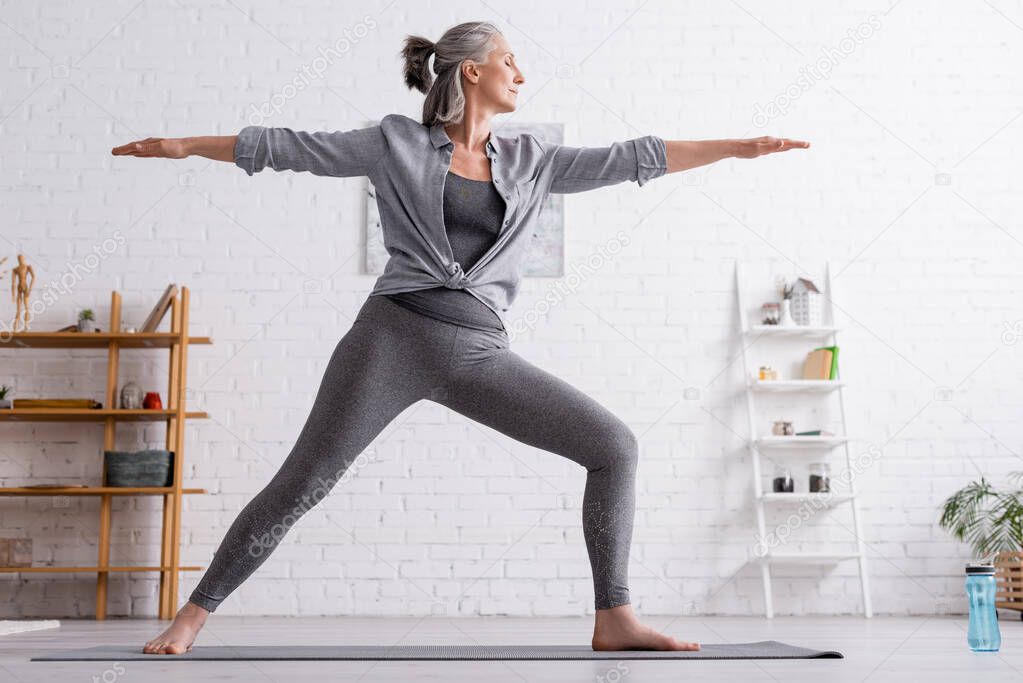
left=733, top=136, right=810, bottom=159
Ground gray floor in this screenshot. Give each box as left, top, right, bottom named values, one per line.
left=2, top=614, right=1021, bottom=682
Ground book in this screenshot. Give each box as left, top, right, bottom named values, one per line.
left=816, top=345, right=839, bottom=379
left=826, top=345, right=840, bottom=379
left=140, top=284, right=178, bottom=333
left=803, top=345, right=840, bottom=380
left=13, top=399, right=102, bottom=409
left=802, top=348, right=833, bottom=379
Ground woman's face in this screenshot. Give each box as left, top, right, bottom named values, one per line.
left=466, top=33, right=525, bottom=114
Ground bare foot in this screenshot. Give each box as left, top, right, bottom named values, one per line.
left=142, top=601, right=209, bottom=654
left=592, top=603, right=700, bottom=651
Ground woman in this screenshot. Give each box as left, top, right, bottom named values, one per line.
left=113, top=21, right=808, bottom=655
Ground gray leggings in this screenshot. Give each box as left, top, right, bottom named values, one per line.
left=188, top=293, right=638, bottom=612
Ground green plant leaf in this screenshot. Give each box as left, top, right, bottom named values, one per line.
left=940, top=476, right=1023, bottom=557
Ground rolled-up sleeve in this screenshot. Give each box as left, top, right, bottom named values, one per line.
left=234, top=124, right=388, bottom=178
left=542, top=135, right=667, bottom=194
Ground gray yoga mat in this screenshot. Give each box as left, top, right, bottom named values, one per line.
left=32, top=641, right=842, bottom=661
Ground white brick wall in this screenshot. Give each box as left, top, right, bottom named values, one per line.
left=2, top=0, right=1021, bottom=618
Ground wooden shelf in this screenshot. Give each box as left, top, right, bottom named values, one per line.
left=0, top=286, right=207, bottom=620
left=0, top=409, right=208, bottom=422
left=0, top=332, right=211, bottom=349
left=0, top=487, right=207, bottom=496
left=0, top=566, right=201, bottom=573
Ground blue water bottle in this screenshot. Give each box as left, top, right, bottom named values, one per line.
left=966, top=562, right=1001, bottom=652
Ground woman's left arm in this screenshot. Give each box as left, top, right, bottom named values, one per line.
left=665, top=136, right=810, bottom=174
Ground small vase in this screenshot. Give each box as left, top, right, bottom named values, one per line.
left=78, top=318, right=95, bottom=332
left=778, top=299, right=795, bottom=327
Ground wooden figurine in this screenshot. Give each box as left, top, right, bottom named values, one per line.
left=11, top=254, right=35, bottom=332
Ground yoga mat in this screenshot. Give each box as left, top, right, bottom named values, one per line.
left=33, top=641, right=842, bottom=661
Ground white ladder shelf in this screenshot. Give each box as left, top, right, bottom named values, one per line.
left=734, top=260, right=872, bottom=618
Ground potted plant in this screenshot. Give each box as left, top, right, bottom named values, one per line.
left=940, top=473, right=1023, bottom=617
left=0, top=385, right=11, bottom=409
left=78, top=308, right=96, bottom=332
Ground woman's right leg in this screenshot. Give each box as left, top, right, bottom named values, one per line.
left=144, top=295, right=454, bottom=654
left=187, top=322, right=427, bottom=612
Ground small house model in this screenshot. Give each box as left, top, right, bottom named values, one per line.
left=789, top=277, right=822, bottom=326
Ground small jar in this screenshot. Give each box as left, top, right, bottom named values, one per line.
left=809, top=462, right=830, bottom=493
left=772, top=465, right=794, bottom=493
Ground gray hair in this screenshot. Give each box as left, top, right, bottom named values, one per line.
left=401, top=21, right=502, bottom=127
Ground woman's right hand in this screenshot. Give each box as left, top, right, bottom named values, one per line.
left=111, top=137, right=190, bottom=159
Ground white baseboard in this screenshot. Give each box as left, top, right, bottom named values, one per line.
left=0, top=620, right=61, bottom=636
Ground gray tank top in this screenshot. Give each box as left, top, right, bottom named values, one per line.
left=384, top=171, right=506, bottom=331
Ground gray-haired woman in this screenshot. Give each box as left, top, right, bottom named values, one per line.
left=115, top=21, right=808, bottom=655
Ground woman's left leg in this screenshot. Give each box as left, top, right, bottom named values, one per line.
left=433, top=326, right=698, bottom=650
left=438, top=337, right=639, bottom=610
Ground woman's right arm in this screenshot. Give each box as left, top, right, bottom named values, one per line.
left=111, top=135, right=236, bottom=162
left=111, top=124, right=388, bottom=177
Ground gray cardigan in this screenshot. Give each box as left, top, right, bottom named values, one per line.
left=233, top=114, right=668, bottom=327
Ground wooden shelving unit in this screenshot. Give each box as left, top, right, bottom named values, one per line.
left=0, top=287, right=211, bottom=620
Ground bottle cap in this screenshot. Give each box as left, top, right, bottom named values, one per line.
left=965, top=563, right=995, bottom=575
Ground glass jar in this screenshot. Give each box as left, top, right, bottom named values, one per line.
left=772, top=465, right=794, bottom=493
left=809, top=462, right=830, bottom=493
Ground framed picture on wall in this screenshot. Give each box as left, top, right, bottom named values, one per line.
left=364, top=120, right=565, bottom=277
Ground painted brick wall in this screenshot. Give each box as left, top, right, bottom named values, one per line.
left=1, top=0, right=1020, bottom=618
